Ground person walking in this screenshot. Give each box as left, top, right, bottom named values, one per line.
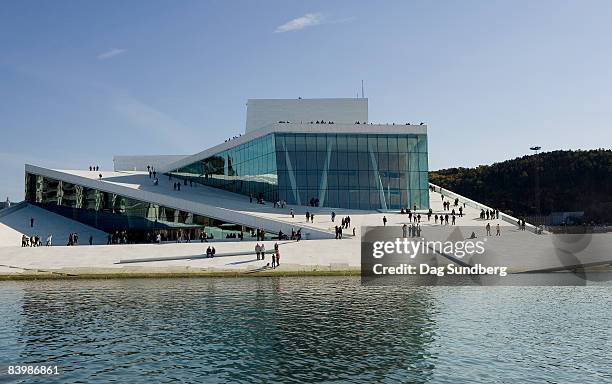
left=496, top=223, right=501, bottom=236
left=30, top=217, right=34, bottom=228
left=46, top=234, right=52, bottom=246
left=382, top=216, right=387, bottom=226
left=486, top=223, right=491, bottom=236
left=275, top=246, right=280, bottom=268
left=89, top=235, right=93, bottom=245
left=331, top=211, right=336, bottom=222
left=290, top=208, right=294, bottom=218
left=402, top=224, right=408, bottom=238
left=271, top=251, right=276, bottom=268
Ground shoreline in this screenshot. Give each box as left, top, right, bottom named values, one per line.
left=0, top=268, right=362, bottom=281
left=2, top=266, right=611, bottom=281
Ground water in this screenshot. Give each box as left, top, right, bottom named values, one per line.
left=1, top=277, right=611, bottom=383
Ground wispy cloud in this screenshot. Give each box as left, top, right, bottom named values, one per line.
left=97, top=48, right=127, bottom=60
left=275, top=13, right=325, bottom=33
left=109, top=91, right=190, bottom=149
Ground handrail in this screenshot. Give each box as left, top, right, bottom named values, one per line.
left=429, top=182, right=545, bottom=234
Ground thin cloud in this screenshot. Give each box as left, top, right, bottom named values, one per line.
left=275, top=13, right=324, bottom=33
left=97, top=48, right=127, bottom=60
left=110, top=91, right=190, bottom=149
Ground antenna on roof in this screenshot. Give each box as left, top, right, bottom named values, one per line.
left=361, top=80, right=364, bottom=98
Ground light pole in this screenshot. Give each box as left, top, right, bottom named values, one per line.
left=529, top=146, right=541, bottom=224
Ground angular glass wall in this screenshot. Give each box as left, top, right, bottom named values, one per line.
left=169, top=134, right=278, bottom=202
left=25, top=173, right=277, bottom=243
left=275, top=133, right=429, bottom=210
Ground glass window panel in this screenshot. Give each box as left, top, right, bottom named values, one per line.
left=397, top=137, right=408, bottom=153
left=327, top=189, right=338, bottom=207
left=338, top=171, right=349, bottom=188
left=409, top=172, right=420, bottom=191
left=316, top=135, right=327, bottom=151
left=348, top=190, right=360, bottom=209
left=326, top=135, right=337, bottom=151
left=388, top=154, right=399, bottom=172
left=420, top=172, right=429, bottom=190
left=347, top=152, right=358, bottom=169
left=368, top=136, right=378, bottom=151
left=358, top=171, right=369, bottom=188
left=296, top=152, right=307, bottom=169
left=371, top=191, right=380, bottom=207
left=417, top=135, right=428, bottom=152
left=409, top=153, right=419, bottom=172
left=295, top=135, right=306, bottom=151
left=388, top=136, right=398, bottom=152
left=360, top=190, right=370, bottom=209
left=307, top=151, right=317, bottom=169
left=347, top=136, right=358, bottom=152
left=275, top=134, right=285, bottom=150
left=305, top=135, right=317, bottom=152
left=398, top=153, right=408, bottom=172
left=407, top=137, right=417, bottom=153
left=358, top=152, right=369, bottom=170
left=328, top=151, right=338, bottom=170
left=276, top=152, right=286, bottom=171
left=377, top=153, right=388, bottom=171
left=419, top=153, right=428, bottom=172
left=327, top=171, right=338, bottom=188
left=357, top=136, right=368, bottom=152
left=348, top=170, right=359, bottom=188
left=337, top=151, right=348, bottom=170
left=377, top=136, right=388, bottom=152
left=420, top=190, right=429, bottom=209
left=308, top=172, right=319, bottom=189
left=369, top=171, right=378, bottom=188
left=297, top=172, right=308, bottom=188
left=336, top=135, right=347, bottom=151
left=284, top=135, right=295, bottom=151
left=317, top=151, right=327, bottom=169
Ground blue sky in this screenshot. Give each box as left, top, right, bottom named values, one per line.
left=1, top=0, right=611, bottom=201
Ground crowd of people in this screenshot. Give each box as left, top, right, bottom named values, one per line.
left=224, top=134, right=242, bottom=143
left=21, top=234, right=42, bottom=247
left=334, top=215, right=353, bottom=239
left=254, top=242, right=281, bottom=268
left=480, top=208, right=500, bottom=220
left=402, top=223, right=422, bottom=238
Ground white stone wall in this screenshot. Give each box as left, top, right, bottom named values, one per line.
left=246, top=98, right=368, bottom=133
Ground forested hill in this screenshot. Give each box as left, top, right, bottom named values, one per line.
left=429, top=149, right=612, bottom=223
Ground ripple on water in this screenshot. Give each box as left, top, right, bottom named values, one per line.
left=0, top=277, right=611, bottom=383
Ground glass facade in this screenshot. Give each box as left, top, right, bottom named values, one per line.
left=169, top=132, right=429, bottom=210
left=171, top=134, right=278, bottom=202
left=24, top=173, right=276, bottom=242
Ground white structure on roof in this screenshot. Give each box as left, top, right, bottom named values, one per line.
left=245, top=98, right=368, bottom=133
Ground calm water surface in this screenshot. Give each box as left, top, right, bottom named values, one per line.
left=0, top=277, right=611, bottom=383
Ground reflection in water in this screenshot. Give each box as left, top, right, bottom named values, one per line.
left=3, top=278, right=436, bottom=383
left=1, top=277, right=611, bottom=383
